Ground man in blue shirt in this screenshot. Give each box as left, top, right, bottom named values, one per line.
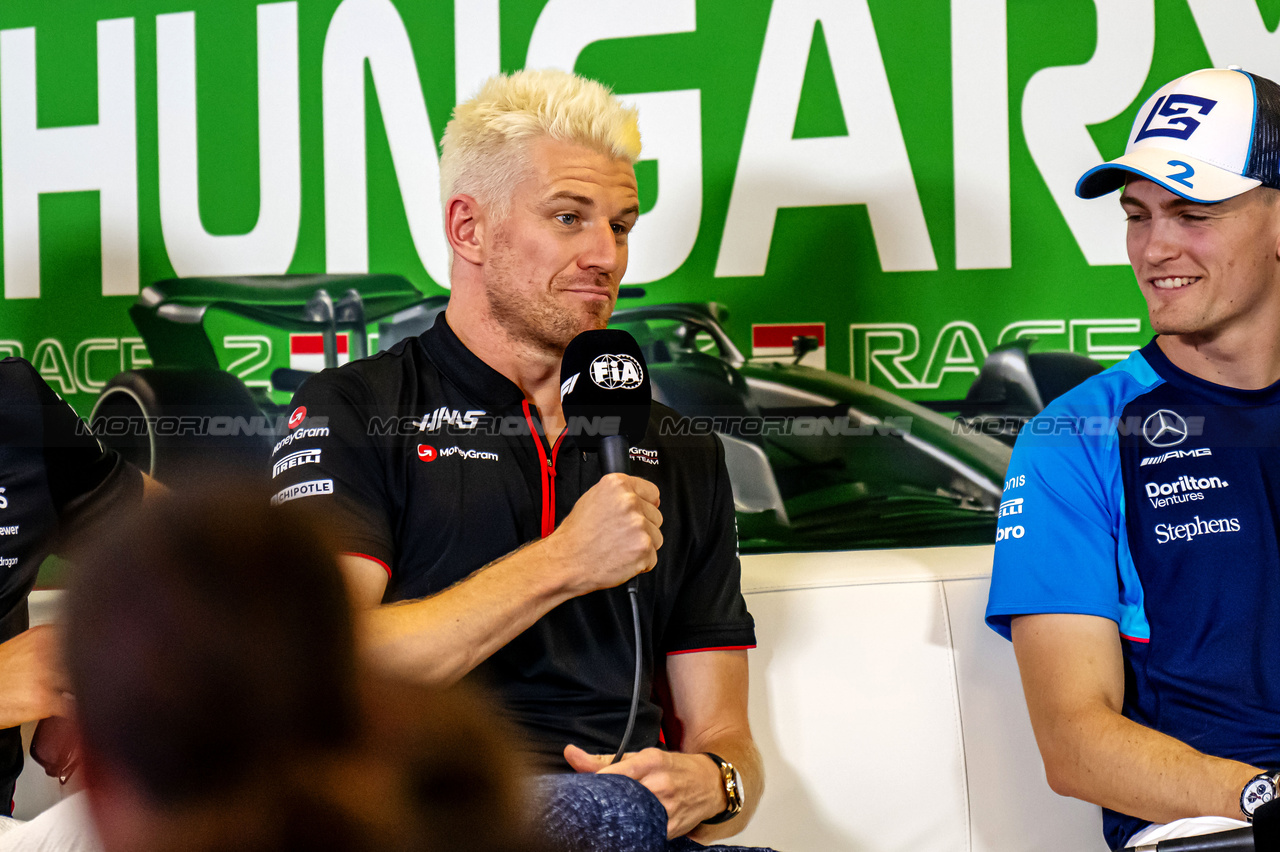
left=988, top=67, right=1280, bottom=849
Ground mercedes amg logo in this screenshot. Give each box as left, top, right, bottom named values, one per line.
left=1143, top=409, right=1189, bottom=448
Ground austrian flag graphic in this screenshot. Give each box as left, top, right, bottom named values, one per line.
left=289, top=333, right=351, bottom=373
left=751, top=323, right=826, bottom=369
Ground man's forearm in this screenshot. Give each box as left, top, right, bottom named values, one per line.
left=1038, top=699, right=1258, bottom=825
left=0, top=626, right=69, bottom=728
left=1013, top=613, right=1260, bottom=826
left=348, top=473, right=662, bottom=685
left=355, top=539, right=574, bottom=685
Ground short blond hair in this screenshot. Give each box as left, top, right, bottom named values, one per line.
left=440, top=69, right=641, bottom=218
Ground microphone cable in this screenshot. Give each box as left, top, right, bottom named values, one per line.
left=611, top=583, right=642, bottom=765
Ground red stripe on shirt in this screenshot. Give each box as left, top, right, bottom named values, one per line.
left=343, top=552, right=392, bottom=579
left=522, top=401, right=557, bottom=538
left=665, top=645, right=756, bottom=656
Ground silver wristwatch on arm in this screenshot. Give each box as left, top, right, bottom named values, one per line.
left=1241, top=770, right=1280, bottom=821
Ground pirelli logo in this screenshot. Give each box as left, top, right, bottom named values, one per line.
left=273, top=449, right=322, bottom=478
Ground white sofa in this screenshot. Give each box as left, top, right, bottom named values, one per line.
left=731, top=546, right=1105, bottom=852
left=17, top=550, right=1105, bottom=849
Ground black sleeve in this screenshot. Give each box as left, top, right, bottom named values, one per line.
left=269, top=370, right=396, bottom=572
left=26, top=361, right=142, bottom=532
left=661, top=434, right=757, bottom=655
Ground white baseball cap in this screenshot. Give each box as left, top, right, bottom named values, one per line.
left=1076, top=67, right=1280, bottom=202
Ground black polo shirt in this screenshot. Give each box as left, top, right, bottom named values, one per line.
left=0, top=357, right=143, bottom=806
left=271, top=315, right=755, bottom=768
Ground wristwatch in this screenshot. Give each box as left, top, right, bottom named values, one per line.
left=701, top=752, right=745, bottom=825
left=1241, top=770, right=1280, bottom=820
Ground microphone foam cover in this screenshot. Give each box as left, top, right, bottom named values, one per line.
left=560, top=329, right=651, bottom=450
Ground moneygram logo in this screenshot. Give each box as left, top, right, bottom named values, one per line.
left=417, top=445, right=498, bottom=462
left=1154, top=515, right=1240, bottom=544
left=439, top=447, right=498, bottom=462
left=629, top=447, right=659, bottom=466
left=288, top=406, right=307, bottom=429
left=272, top=424, right=330, bottom=455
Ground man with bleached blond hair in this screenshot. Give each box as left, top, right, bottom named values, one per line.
left=273, top=69, right=771, bottom=850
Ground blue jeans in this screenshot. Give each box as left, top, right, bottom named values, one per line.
left=534, top=773, right=776, bottom=852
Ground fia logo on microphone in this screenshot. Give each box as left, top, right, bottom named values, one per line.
left=589, top=354, right=643, bottom=390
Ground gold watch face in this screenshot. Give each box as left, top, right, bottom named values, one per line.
left=726, top=767, right=744, bottom=812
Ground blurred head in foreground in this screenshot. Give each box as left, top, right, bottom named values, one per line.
left=63, top=487, right=532, bottom=852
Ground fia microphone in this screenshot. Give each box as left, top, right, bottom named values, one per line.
left=559, top=328, right=652, bottom=764
left=559, top=329, right=651, bottom=473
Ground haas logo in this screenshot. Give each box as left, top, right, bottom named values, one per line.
left=417, top=445, right=437, bottom=462
left=288, top=406, right=307, bottom=430
left=589, top=354, right=644, bottom=390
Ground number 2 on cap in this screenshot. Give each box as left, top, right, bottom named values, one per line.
left=1166, top=160, right=1196, bottom=188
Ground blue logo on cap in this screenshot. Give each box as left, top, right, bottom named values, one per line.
left=1135, top=94, right=1219, bottom=142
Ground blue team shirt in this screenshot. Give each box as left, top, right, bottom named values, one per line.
left=987, top=338, right=1280, bottom=850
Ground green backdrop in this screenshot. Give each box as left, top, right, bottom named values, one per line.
left=2, top=0, right=1268, bottom=414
